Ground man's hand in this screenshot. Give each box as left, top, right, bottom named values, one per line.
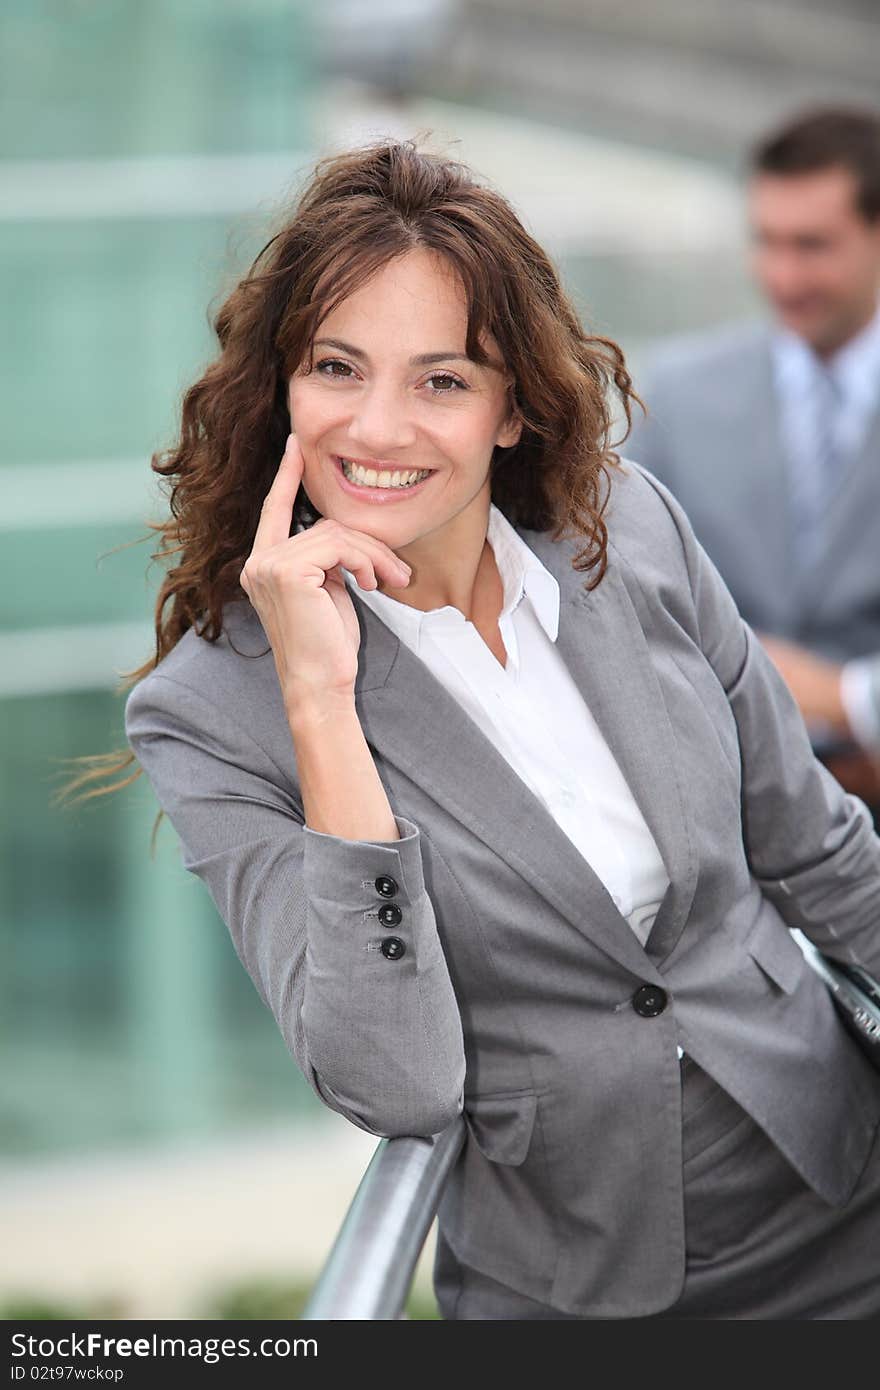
left=756, top=631, right=880, bottom=803
left=756, top=632, right=850, bottom=732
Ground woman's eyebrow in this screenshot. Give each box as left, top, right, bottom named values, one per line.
left=313, top=337, right=472, bottom=366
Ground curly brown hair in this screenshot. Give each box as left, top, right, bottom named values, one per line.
left=52, top=134, right=641, bottom=850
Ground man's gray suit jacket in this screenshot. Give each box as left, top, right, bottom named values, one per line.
left=626, top=320, right=880, bottom=666
left=124, top=457, right=880, bottom=1319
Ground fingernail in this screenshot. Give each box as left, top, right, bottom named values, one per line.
left=286, top=433, right=294, bottom=448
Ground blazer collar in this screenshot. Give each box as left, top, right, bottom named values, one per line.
left=349, top=516, right=698, bottom=976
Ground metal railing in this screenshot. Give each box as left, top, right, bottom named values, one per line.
left=301, top=1116, right=466, bottom=1320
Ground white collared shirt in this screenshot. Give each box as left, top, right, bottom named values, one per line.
left=342, top=502, right=671, bottom=948
left=771, top=297, right=880, bottom=751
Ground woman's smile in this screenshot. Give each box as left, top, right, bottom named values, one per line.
left=332, top=452, right=438, bottom=503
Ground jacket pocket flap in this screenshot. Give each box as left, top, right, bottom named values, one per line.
left=463, top=1091, right=538, bottom=1166
left=746, top=913, right=805, bottom=994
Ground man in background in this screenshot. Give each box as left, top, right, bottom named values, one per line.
left=627, top=106, right=880, bottom=821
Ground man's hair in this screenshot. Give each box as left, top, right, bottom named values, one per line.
left=749, top=105, right=880, bottom=222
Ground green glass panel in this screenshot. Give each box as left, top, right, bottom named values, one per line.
left=0, top=2, right=314, bottom=161
left=1, top=689, right=324, bottom=1156
left=2, top=0, right=317, bottom=1157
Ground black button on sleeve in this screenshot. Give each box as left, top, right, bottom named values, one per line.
left=374, top=874, right=399, bottom=897
left=380, top=937, right=406, bottom=961
left=377, top=902, right=403, bottom=928
left=632, top=984, right=668, bottom=1017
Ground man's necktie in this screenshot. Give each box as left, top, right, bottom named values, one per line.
left=791, top=363, right=842, bottom=574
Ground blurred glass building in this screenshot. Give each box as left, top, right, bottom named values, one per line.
left=2, top=0, right=320, bottom=1163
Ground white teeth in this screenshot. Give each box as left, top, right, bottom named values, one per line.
left=340, top=458, right=431, bottom=489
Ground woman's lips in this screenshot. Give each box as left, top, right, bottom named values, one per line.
left=332, top=454, right=436, bottom=504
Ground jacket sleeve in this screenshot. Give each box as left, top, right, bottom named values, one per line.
left=124, top=671, right=466, bottom=1138
left=636, top=463, right=880, bottom=977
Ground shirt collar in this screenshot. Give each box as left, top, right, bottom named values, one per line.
left=830, top=293, right=880, bottom=412
left=772, top=293, right=880, bottom=409
left=486, top=501, right=560, bottom=642
left=342, top=501, right=560, bottom=654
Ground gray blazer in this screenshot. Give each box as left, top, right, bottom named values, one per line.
left=124, top=457, right=880, bottom=1318
left=626, top=321, right=880, bottom=665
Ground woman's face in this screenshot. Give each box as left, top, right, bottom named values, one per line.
left=287, top=247, right=521, bottom=549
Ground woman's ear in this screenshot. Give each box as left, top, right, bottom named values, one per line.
left=496, top=375, right=523, bottom=449
left=496, top=410, right=523, bottom=450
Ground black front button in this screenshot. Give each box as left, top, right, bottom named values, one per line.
left=381, top=937, right=406, bottom=961
left=375, top=875, right=399, bottom=898
left=378, top=902, right=402, bottom=928
left=632, top=984, right=668, bottom=1018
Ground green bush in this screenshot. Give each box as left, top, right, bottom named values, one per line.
left=205, top=1276, right=440, bottom=1320
left=1, top=1294, right=125, bottom=1320
left=0, top=1278, right=441, bottom=1321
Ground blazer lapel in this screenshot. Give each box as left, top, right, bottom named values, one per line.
left=349, top=516, right=697, bottom=975
left=535, top=525, right=698, bottom=963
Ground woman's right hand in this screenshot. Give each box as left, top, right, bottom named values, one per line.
left=238, top=433, right=413, bottom=714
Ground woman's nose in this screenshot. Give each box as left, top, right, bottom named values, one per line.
left=345, top=383, right=418, bottom=456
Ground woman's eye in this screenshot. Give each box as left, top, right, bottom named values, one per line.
left=314, top=359, right=467, bottom=394
left=426, top=372, right=467, bottom=394
left=315, top=358, right=354, bottom=379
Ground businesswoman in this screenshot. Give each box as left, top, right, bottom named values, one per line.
left=71, top=139, right=880, bottom=1317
